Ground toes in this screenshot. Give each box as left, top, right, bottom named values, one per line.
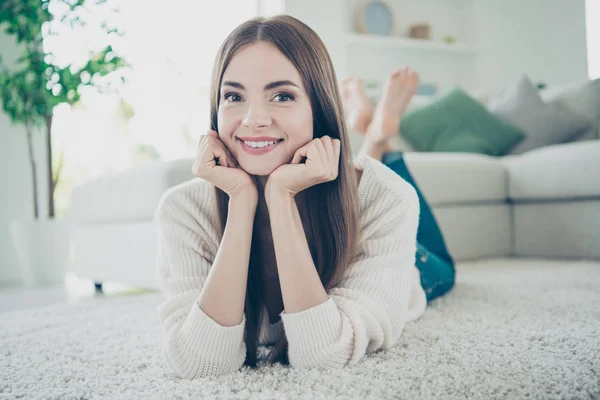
left=391, top=66, right=413, bottom=79
left=391, top=67, right=420, bottom=87
left=343, top=76, right=365, bottom=91
left=409, top=70, right=420, bottom=85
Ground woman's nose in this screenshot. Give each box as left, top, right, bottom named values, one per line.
left=242, top=104, right=272, bottom=130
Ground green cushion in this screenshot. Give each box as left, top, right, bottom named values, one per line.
left=432, top=128, right=495, bottom=154
left=400, top=88, right=526, bottom=156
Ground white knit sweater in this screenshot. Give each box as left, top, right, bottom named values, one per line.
left=154, top=154, right=427, bottom=379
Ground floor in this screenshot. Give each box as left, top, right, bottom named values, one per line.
left=0, top=272, right=154, bottom=313
left=2, top=256, right=596, bottom=314
left=3, top=257, right=598, bottom=399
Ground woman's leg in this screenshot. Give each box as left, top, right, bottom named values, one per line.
left=346, top=68, right=453, bottom=264
left=341, top=76, right=374, bottom=135
left=343, top=68, right=456, bottom=301
left=342, top=68, right=420, bottom=161
left=383, top=152, right=456, bottom=301
left=388, top=153, right=456, bottom=301
left=348, top=67, right=419, bottom=159
left=416, top=242, right=456, bottom=303
left=382, top=152, right=455, bottom=268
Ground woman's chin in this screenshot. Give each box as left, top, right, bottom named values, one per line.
left=238, top=161, right=280, bottom=177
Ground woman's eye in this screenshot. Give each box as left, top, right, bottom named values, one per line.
left=273, top=93, right=294, bottom=102
left=223, top=93, right=242, bottom=102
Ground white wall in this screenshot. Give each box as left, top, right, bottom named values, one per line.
left=475, top=0, right=589, bottom=95
left=281, top=0, right=589, bottom=97
left=0, top=31, right=48, bottom=287
left=283, top=0, right=348, bottom=81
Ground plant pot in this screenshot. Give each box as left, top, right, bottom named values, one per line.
left=9, top=218, right=73, bottom=287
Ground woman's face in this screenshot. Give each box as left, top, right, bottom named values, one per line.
left=217, top=41, right=314, bottom=176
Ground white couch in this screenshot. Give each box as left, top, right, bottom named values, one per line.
left=68, top=137, right=600, bottom=290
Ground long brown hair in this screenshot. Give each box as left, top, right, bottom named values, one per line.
left=209, top=14, right=360, bottom=367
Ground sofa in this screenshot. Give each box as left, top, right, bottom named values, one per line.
left=67, top=135, right=600, bottom=290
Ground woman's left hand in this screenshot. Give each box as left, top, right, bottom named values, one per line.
left=266, top=135, right=341, bottom=198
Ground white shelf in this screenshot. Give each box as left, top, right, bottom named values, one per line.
left=345, top=33, right=477, bottom=55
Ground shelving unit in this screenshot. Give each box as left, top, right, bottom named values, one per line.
left=345, top=33, right=477, bottom=55
left=340, top=0, right=478, bottom=96
left=342, top=0, right=480, bottom=154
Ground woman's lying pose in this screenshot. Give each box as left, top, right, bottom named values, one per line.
left=342, top=69, right=456, bottom=312
left=155, top=14, right=454, bottom=380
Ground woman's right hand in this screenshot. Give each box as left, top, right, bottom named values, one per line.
left=192, top=130, right=258, bottom=201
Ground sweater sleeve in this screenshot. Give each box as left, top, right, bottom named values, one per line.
left=154, top=184, right=246, bottom=379
left=279, top=179, right=421, bottom=370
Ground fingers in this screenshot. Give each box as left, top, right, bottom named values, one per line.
left=206, top=131, right=229, bottom=168
left=314, top=137, right=328, bottom=166
left=321, top=136, right=341, bottom=159
left=213, top=133, right=239, bottom=167
left=320, top=136, right=341, bottom=178
left=296, top=136, right=341, bottom=181
left=285, top=136, right=343, bottom=184
left=291, top=145, right=307, bottom=164
left=321, top=136, right=336, bottom=172
left=213, top=146, right=229, bottom=168
left=197, top=130, right=237, bottom=169
left=222, top=145, right=238, bottom=168
left=333, top=139, right=341, bottom=176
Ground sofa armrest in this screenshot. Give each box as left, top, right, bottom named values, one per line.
left=68, top=158, right=196, bottom=223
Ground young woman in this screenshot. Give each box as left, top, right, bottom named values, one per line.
left=155, top=14, right=454, bottom=380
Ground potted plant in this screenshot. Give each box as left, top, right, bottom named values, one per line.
left=0, top=0, right=128, bottom=287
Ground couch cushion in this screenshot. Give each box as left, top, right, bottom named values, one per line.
left=402, top=152, right=508, bottom=205
left=541, top=78, right=600, bottom=142
left=399, top=88, right=525, bottom=156
left=69, top=158, right=196, bottom=222
left=501, top=141, right=600, bottom=201
left=489, top=76, right=592, bottom=154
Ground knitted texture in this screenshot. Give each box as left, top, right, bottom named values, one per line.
left=154, top=155, right=427, bottom=379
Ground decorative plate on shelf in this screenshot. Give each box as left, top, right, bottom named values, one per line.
left=355, top=1, right=394, bottom=36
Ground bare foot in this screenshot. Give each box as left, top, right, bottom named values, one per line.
left=365, top=67, right=419, bottom=146
left=341, top=76, right=374, bottom=134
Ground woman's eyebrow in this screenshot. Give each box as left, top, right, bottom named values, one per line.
left=221, top=80, right=300, bottom=91
left=264, top=80, right=299, bottom=91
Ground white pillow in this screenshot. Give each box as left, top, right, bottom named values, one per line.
left=488, top=76, right=592, bottom=154
left=543, top=78, right=600, bottom=141
left=538, top=80, right=592, bottom=103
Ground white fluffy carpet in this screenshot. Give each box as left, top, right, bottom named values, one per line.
left=1, top=258, right=599, bottom=400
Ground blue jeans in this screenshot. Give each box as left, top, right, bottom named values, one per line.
left=381, top=151, right=456, bottom=303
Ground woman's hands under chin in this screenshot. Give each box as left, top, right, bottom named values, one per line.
left=265, top=135, right=341, bottom=200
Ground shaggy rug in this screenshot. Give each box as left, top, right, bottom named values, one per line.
left=1, top=258, right=599, bottom=400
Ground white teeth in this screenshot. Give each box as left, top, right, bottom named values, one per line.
left=243, top=140, right=280, bottom=148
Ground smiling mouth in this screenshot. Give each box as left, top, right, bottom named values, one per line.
left=237, top=138, right=283, bottom=148
left=237, top=137, right=284, bottom=155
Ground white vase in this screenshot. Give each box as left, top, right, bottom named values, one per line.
left=9, top=218, right=73, bottom=287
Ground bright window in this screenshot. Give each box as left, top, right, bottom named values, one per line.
left=46, top=0, right=259, bottom=218
left=587, top=0, right=599, bottom=79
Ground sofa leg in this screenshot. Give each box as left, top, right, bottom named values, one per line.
left=94, top=282, right=103, bottom=292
